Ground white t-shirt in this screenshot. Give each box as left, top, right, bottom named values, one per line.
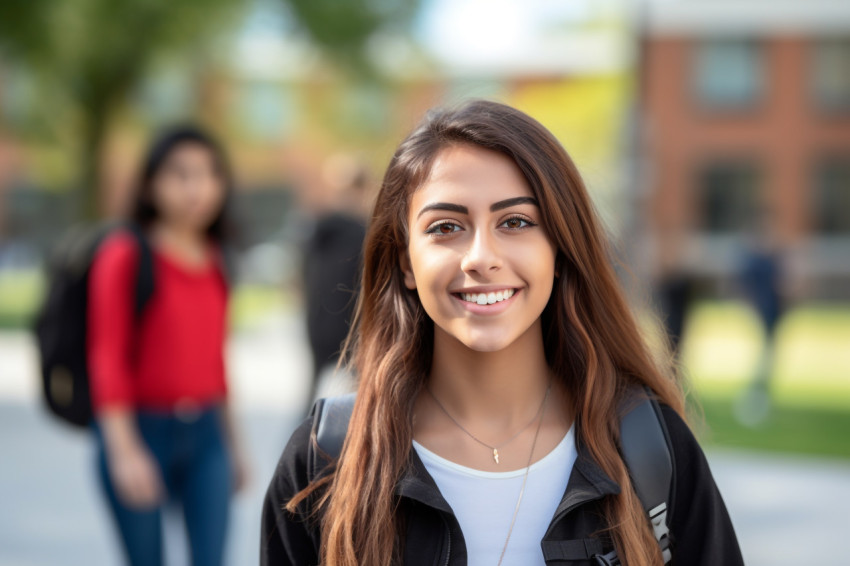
left=412, top=425, right=577, bottom=566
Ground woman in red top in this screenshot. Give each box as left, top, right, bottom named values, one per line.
left=88, top=126, right=247, bottom=566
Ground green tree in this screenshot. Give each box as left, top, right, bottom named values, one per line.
left=286, top=0, right=422, bottom=76
left=0, top=0, right=249, bottom=219
left=0, top=0, right=422, bottom=220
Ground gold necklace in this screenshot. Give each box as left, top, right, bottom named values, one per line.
left=498, top=384, right=548, bottom=566
left=426, top=383, right=551, bottom=464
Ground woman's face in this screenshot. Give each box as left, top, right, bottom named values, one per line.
left=151, top=142, right=225, bottom=233
left=402, top=144, right=558, bottom=352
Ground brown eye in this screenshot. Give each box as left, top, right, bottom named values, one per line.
left=425, top=221, right=461, bottom=235
left=500, top=216, right=533, bottom=230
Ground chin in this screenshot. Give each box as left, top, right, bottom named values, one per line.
left=457, top=331, right=517, bottom=353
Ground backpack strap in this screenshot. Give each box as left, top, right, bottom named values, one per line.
left=125, top=223, right=155, bottom=317
left=307, top=392, right=356, bottom=481
left=595, top=386, right=674, bottom=565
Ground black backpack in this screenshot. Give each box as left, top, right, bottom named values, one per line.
left=34, top=222, right=155, bottom=428
left=307, top=387, right=674, bottom=565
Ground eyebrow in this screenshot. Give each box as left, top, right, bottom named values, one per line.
left=417, top=196, right=539, bottom=219
left=491, top=196, right=538, bottom=212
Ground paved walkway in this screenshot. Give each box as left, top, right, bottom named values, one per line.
left=1, top=316, right=848, bottom=565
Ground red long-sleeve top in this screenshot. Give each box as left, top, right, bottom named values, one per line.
left=87, top=230, right=229, bottom=412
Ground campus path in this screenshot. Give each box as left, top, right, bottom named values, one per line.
left=1, top=315, right=848, bottom=566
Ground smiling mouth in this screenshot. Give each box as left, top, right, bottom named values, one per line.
left=453, top=289, right=517, bottom=306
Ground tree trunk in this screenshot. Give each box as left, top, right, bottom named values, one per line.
left=78, top=105, right=109, bottom=222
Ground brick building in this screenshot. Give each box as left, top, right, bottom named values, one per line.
left=637, top=0, right=850, bottom=298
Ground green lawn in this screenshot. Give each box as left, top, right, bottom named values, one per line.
left=0, top=269, right=44, bottom=329
left=680, top=300, right=850, bottom=459
left=692, top=393, right=850, bottom=459
left=228, top=283, right=292, bottom=329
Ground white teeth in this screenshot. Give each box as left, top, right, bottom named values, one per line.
left=460, top=289, right=515, bottom=305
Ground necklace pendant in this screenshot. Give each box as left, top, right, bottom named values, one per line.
left=493, top=448, right=500, bottom=464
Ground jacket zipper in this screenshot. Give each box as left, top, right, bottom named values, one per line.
left=442, top=516, right=451, bottom=566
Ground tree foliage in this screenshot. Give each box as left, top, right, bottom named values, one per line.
left=0, top=0, right=248, bottom=218
left=0, top=0, right=422, bottom=219
left=286, top=0, right=421, bottom=73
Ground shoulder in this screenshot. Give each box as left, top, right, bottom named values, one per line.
left=261, top=416, right=324, bottom=564
left=88, top=229, right=145, bottom=285
left=656, top=403, right=714, bottom=488
left=207, top=243, right=232, bottom=285
left=267, top=416, right=315, bottom=504
left=657, top=405, right=698, bottom=459
left=656, top=403, right=745, bottom=564
left=93, top=229, right=141, bottom=268
left=655, top=403, right=713, bottom=510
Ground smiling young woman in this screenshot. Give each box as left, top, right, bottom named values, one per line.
left=261, top=101, right=744, bottom=566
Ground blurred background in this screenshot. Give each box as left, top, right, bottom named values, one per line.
left=0, top=0, right=848, bottom=564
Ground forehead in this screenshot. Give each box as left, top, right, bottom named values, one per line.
left=165, top=142, right=215, bottom=165
left=410, top=145, right=532, bottom=211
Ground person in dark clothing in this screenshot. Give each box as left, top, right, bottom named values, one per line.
left=261, top=101, right=743, bottom=565
left=656, top=272, right=692, bottom=355
left=734, top=216, right=786, bottom=426
left=299, top=155, right=369, bottom=414
left=653, top=235, right=693, bottom=358
left=302, top=207, right=366, bottom=411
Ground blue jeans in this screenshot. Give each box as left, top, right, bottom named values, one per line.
left=93, top=406, right=232, bottom=566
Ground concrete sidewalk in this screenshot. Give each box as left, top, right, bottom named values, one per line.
left=1, top=320, right=848, bottom=565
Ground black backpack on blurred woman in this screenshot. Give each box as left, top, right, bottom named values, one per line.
left=33, top=222, right=154, bottom=428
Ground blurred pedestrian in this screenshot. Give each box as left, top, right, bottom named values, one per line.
left=734, top=210, right=786, bottom=426
left=653, top=235, right=693, bottom=358
left=300, top=154, right=368, bottom=415
left=88, top=126, right=248, bottom=566
left=262, top=101, right=743, bottom=565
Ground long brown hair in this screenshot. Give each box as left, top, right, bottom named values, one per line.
left=288, top=100, right=685, bottom=566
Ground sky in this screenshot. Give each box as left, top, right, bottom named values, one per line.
left=416, top=0, right=601, bottom=67
left=233, top=0, right=629, bottom=78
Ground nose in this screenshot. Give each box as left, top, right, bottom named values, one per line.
left=185, top=169, right=216, bottom=197
left=460, top=229, right=502, bottom=274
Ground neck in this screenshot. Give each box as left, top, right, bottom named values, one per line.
left=148, top=221, right=211, bottom=266
left=427, top=321, right=552, bottom=427
left=149, top=221, right=207, bottom=247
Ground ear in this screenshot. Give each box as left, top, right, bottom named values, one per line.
left=554, top=254, right=564, bottom=278
left=399, top=250, right=417, bottom=290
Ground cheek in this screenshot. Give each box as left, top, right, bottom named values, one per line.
left=200, top=182, right=225, bottom=211
left=523, top=238, right=557, bottom=292
left=151, top=179, right=179, bottom=213
left=409, top=244, right=457, bottom=288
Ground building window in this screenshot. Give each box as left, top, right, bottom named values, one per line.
left=811, top=39, right=850, bottom=112
left=698, top=161, right=760, bottom=233
left=814, top=158, right=850, bottom=234
left=692, top=39, right=764, bottom=110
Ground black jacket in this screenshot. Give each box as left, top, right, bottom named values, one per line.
left=261, top=405, right=744, bottom=565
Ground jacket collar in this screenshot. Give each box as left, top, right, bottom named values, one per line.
left=394, top=431, right=621, bottom=519
left=394, top=447, right=455, bottom=514
left=551, top=438, right=621, bottom=519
